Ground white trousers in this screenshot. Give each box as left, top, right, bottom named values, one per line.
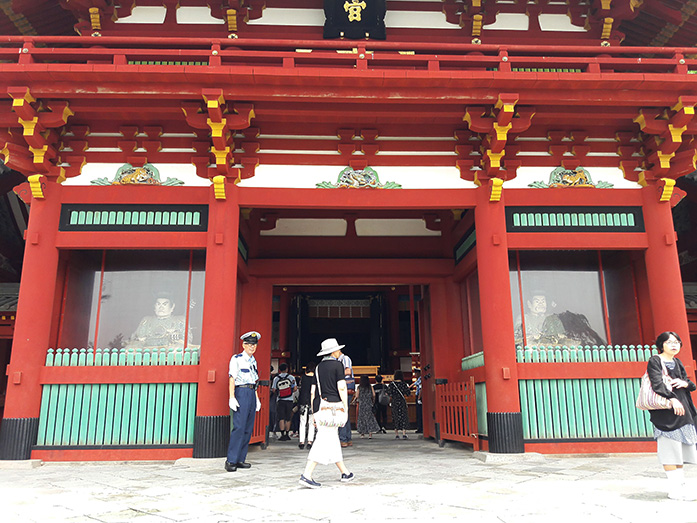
left=299, top=405, right=315, bottom=444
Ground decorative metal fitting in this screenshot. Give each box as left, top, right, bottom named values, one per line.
left=91, top=32, right=102, bottom=37
left=601, top=40, right=610, bottom=47
left=228, top=33, right=239, bottom=39
left=471, top=38, right=481, bottom=45
left=359, top=53, right=365, bottom=59
left=680, top=58, right=686, bottom=64
left=21, top=48, right=28, bottom=53
left=212, top=50, right=219, bottom=55
left=502, top=56, right=508, bottom=62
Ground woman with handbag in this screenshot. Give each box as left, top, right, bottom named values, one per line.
left=646, top=331, right=697, bottom=500
left=299, top=338, right=355, bottom=488
left=387, top=370, right=411, bottom=440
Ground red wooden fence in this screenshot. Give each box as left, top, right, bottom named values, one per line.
left=436, top=376, right=479, bottom=450
left=251, top=385, right=269, bottom=446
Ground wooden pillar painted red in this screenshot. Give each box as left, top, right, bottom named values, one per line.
left=239, top=276, right=274, bottom=444
left=192, top=182, right=240, bottom=457
left=426, top=278, right=465, bottom=440
left=474, top=183, right=524, bottom=453
left=0, top=182, right=62, bottom=459
left=641, top=184, right=693, bottom=361
left=387, top=287, right=399, bottom=356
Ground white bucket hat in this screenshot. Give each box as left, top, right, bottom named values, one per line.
left=317, top=338, right=345, bottom=357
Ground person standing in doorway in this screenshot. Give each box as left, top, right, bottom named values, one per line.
left=411, top=369, right=423, bottom=434
left=226, top=331, right=262, bottom=472
left=372, top=374, right=388, bottom=434
left=297, top=363, right=316, bottom=450
left=353, top=375, right=381, bottom=438
left=299, top=338, right=354, bottom=488
left=268, top=365, right=278, bottom=439
left=388, top=370, right=411, bottom=439
left=271, top=363, right=297, bottom=441
left=337, top=347, right=354, bottom=447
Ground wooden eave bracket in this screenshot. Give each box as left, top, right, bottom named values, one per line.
left=658, top=178, right=675, bottom=202
left=489, top=177, right=503, bottom=202
left=27, top=174, right=45, bottom=199
left=212, top=175, right=226, bottom=200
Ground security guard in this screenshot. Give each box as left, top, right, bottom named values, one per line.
left=225, top=331, right=261, bottom=472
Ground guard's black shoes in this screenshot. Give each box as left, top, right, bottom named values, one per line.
left=224, top=461, right=237, bottom=472
left=236, top=462, right=252, bottom=469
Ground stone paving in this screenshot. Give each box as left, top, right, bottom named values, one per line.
left=1, top=432, right=696, bottom=523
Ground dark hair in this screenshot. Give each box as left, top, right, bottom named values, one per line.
left=279, top=363, right=288, bottom=372
left=394, top=370, right=404, bottom=381
left=305, top=362, right=316, bottom=373
left=375, top=375, right=383, bottom=383
left=359, top=375, right=371, bottom=388
left=655, top=331, right=682, bottom=353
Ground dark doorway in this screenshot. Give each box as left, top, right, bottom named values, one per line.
left=287, top=291, right=387, bottom=371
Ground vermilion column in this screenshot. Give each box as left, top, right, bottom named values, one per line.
left=474, top=182, right=524, bottom=453
left=642, top=183, right=693, bottom=366
left=192, top=181, right=240, bottom=458
left=427, top=278, right=465, bottom=441
left=238, top=277, right=273, bottom=445
left=0, top=181, right=62, bottom=460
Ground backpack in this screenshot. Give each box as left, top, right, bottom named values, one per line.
left=378, top=387, right=390, bottom=406
left=276, top=374, right=293, bottom=398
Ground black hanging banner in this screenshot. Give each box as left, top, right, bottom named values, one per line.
left=323, top=0, right=386, bottom=40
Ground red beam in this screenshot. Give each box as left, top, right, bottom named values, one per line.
left=516, top=361, right=648, bottom=379
left=506, top=233, right=648, bottom=250
left=237, top=187, right=477, bottom=209
left=248, top=258, right=454, bottom=280
left=55, top=232, right=208, bottom=250
left=525, top=441, right=654, bottom=453
left=32, top=448, right=193, bottom=462
left=39, top=365, right=199, bottom=384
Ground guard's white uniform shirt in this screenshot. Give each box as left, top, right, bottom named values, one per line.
left=229, top=352, right=258, bottom=385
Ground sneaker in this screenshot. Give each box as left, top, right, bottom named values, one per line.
left=299, top=475, right=321, bottom=489
left=395, top=435, right=400, bottom=439
left=341, top=442, right=349, bottom=448
left=402, top=435, right=408, bottom=440
left=306, top=443, right=313, bottom=450
left=298, top=443, right=305, bottom=449
left=340, top=472, right=355, bottom=483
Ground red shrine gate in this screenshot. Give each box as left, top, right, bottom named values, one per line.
left=0, top=176, right=689, bottom=461
left=1, top=0, right=697, bottom=461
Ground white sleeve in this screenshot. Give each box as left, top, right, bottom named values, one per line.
left=229, top=356, right=239, bottom=378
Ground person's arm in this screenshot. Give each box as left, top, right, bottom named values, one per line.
left=338, top=379, right=348, bottom=409
left=228, top=357, right=239, bottom=410
left=674, top=360, right=696, bottom=391
left=647, top=357, right=676, bottom=398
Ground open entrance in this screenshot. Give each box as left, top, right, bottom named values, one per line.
left=267, top=285, right=425, bottom=432
left=273, top=286, right=421, bottom=378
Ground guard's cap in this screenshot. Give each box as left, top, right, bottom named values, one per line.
left=240, top=331, right=261, bottom=344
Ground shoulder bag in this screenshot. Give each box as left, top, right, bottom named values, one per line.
left=636, top=358, right=673, bottom=411
left=314, top=362, right=348, bottom=428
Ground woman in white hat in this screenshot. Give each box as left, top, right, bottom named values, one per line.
left=299, top=338, right=355, bottom=488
